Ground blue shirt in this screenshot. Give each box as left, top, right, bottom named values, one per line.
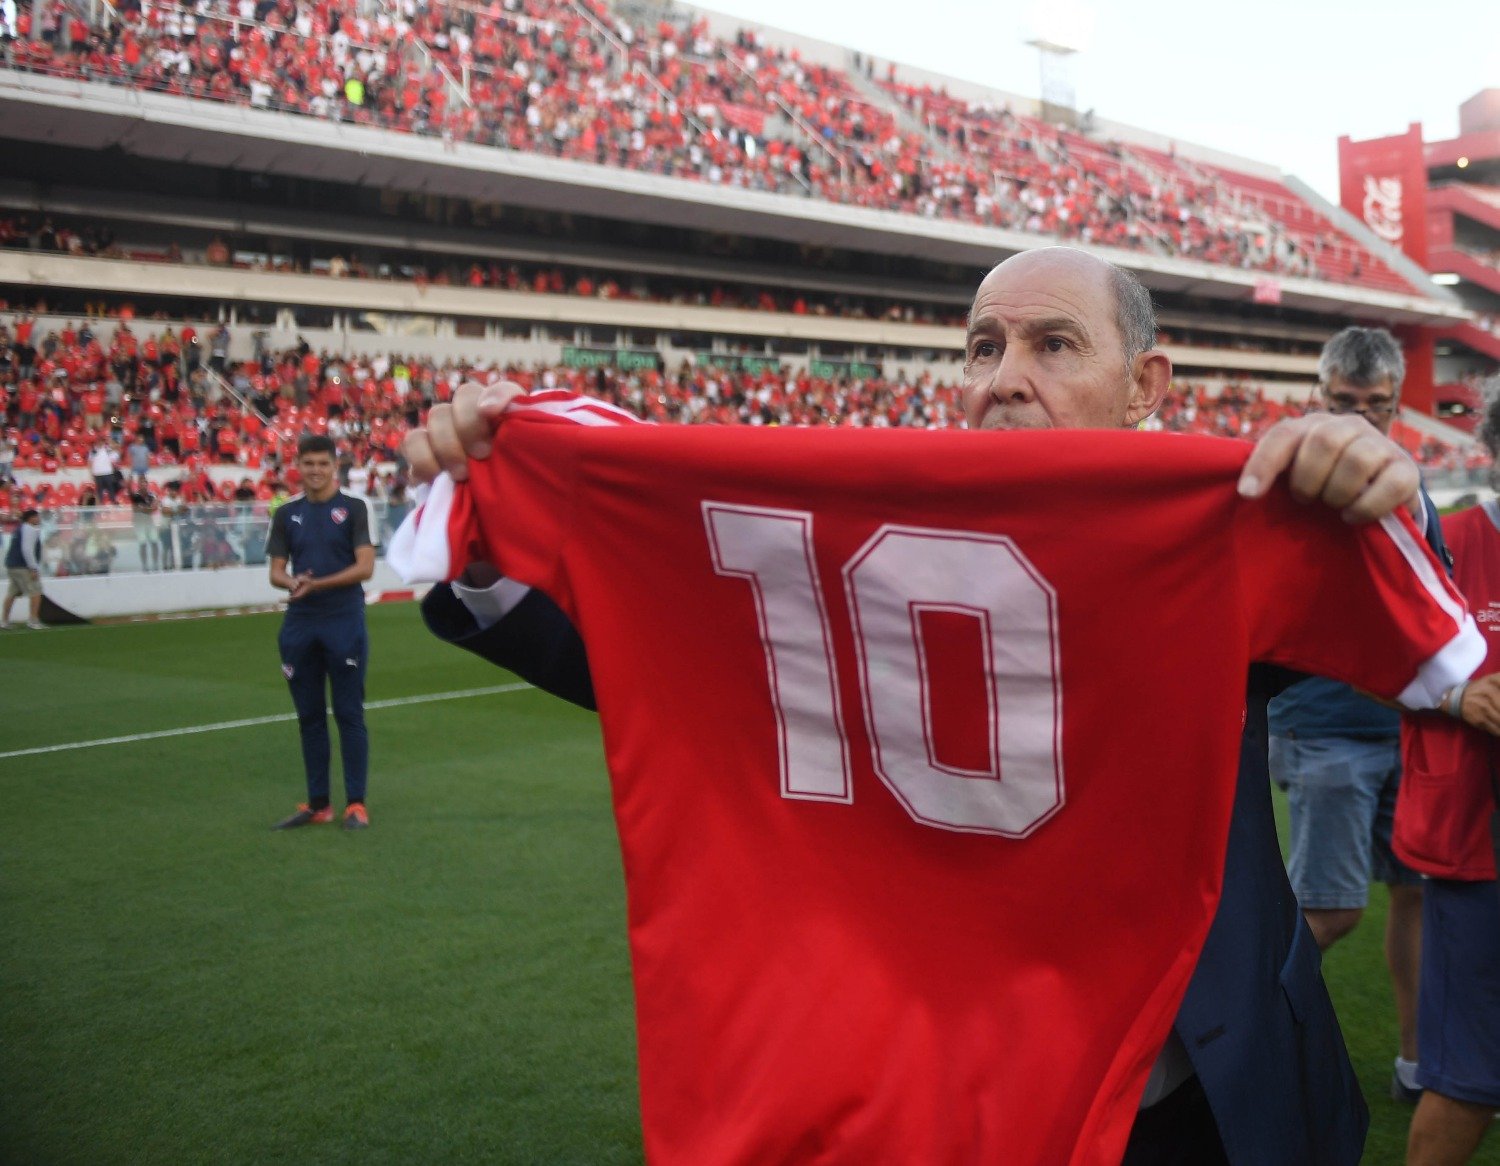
left=5, top=521, right=40, bottom=570
left=265, top=492, right=371, bottom=619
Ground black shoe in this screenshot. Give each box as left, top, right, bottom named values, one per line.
left=1390, top=1070, right=1423, bottom=1105
left=273, top=804, right=334, bottom=830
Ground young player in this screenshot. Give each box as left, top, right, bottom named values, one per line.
left=267, top=435, right=375, bottom=830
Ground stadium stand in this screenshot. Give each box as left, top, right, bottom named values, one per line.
left=0, top=0, right=1482, bottom=561
left=1, top=306, right=1484, bottom=528
left=0, top=0, right=1423, bottom=293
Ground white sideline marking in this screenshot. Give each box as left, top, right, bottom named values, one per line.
left=0, top=683, right=534, bottom=761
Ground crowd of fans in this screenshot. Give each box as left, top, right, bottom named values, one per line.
left=1, top=311, right=1485, bottom=537
left=877, top=79, right=1406, bottom=290
left=3, top=0, right=1412, bottom=292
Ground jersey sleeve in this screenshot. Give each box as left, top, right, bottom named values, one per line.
left=265, top=506, right=289, bottom=560
left=1235, top=491, right=1484, bottom=710
left=347, top=497, right=372, bottom=549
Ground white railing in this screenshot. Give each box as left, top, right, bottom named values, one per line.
left=35, top=498, right=407, bottom=577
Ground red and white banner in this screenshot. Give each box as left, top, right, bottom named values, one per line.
left=1338, top=123, right=1429, bottom=266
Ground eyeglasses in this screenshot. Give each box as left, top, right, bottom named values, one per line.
left=1314, top=389, right=1398, bottom=420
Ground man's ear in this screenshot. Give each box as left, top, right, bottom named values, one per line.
left=1125, top=350, right=1173, bottom=427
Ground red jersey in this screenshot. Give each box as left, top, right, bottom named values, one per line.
left=394, top=399, right=1480, bottom=1166
left=1397, top=501, right=1500, bottom=880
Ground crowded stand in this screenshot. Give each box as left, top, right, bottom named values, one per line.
left=1, top=312, right=1485, bottom=550
left=2, top=0, right=1417, bottom=293
left=878, top=78, right=1410, bottom=290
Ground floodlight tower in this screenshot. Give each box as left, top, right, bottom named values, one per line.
left=1025, top=37, right=1079, bottom=129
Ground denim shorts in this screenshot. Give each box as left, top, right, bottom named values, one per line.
left=1268, top=735, right=1421, bottom=910
left=1418, top=879, right=1500, bottom=1108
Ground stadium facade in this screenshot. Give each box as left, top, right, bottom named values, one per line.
left=1340, top=89, right=1500, bottom=429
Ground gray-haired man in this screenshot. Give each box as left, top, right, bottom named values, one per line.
left=1268, top=326, right=1444, bottom=1104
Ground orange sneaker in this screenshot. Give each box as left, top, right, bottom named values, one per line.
left=342, top=803, right=370, bottom=831
left=272, top=804, right=334, bottom=830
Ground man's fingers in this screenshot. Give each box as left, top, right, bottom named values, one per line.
left=1280, top=418, right=1364, bottom=505
left=1241, top=415, right=1419, bottom=526
left=1312, top=432, right=1396, bottom=511
left=450, top=384, right=492, bottom=461
left=1237, top=419, right=1304, bottom=498
left=1337, top=454, right=1420, bottom=525
left=1462, top=678, right=1500, bottom=737
left=424, top=402, right=470, bottom=481
left=451, top=380, right=525, bottom=460
left=1469, top=697, right=1500, bottom=736
left=401, top=382, right=526, bottom=484
left=401, top=427, right=442, bottom=484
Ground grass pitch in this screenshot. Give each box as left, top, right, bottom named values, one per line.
left=0, top=607, right=1438, bottom=1163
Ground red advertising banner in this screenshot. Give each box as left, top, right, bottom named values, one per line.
left=1252, top=278, right=1282, bottom=304
left=697, top=102, right=768, bottom=138
left=1338, top=123, right=1429, bottom=267
left=718, top=101, right=767, bottom=137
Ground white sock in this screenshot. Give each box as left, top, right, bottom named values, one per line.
left=1395, top=1056, right=1420, bottom=1089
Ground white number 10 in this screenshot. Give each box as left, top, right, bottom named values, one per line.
left=704, top=502, right=1065, bottom=837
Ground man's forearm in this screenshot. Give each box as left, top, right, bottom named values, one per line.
left=305, top=553, right=375, bottom=593
left=268, top=558, right=299, bottom=591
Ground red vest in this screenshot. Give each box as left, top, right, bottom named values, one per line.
left=1396, top=502, right=1500, bottom=880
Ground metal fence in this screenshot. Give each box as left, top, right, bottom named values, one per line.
left=36, top=499, right=407, bottom=578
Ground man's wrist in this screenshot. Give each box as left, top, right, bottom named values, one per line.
left=1443, top=680, right=1470, bottom=719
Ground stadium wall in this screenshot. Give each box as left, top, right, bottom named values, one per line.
left=0, top=253, right=963, bottom=349
left=44, top=561, right=418, bottom=620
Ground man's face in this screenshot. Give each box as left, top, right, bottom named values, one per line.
left=962, top=251, right=1138, bottom=432
left=1320, top=374, right=1399, bottom=437
left=298, top=451, right=336, bottom=494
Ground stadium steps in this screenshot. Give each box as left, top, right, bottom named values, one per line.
left=842, top=63, right=960, bottom=164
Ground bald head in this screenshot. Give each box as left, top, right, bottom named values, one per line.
left=974, top=249, right=1157, bottom=368
left=961, top=247, right=1171, bottom=432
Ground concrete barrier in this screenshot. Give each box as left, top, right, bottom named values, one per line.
left=43, top=561, right=424, bottom=620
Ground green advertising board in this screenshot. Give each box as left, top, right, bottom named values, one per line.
left=560, top=346, right=661, bottom=371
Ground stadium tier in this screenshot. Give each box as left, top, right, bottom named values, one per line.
left=1, top=313, right=1487, bottom=521
left=0, top=0, right=1485, bottom=528
left=0, top=0, right=1454, bottom=291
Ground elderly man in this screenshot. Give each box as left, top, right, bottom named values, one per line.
left=1268, top=326, right=1438, bottom=1104
left=404, top=247, right=1433, bottom=1164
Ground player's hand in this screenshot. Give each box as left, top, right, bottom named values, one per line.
left=287, top=572, right=314, bottom=601
left=403, top=380, right=525, bottom=484
left=1237, top=414, right=1420, bottom=525
left=1459, top=674, right=1500, bottom=736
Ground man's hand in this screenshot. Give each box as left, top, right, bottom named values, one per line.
left=1459, top=674, right=1500, bottom=736
left=1237, top=414, right=1420, bottom=525
left=287, top=571, right=315, bottom=601
left=403, top=380, right=526, bottom=484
